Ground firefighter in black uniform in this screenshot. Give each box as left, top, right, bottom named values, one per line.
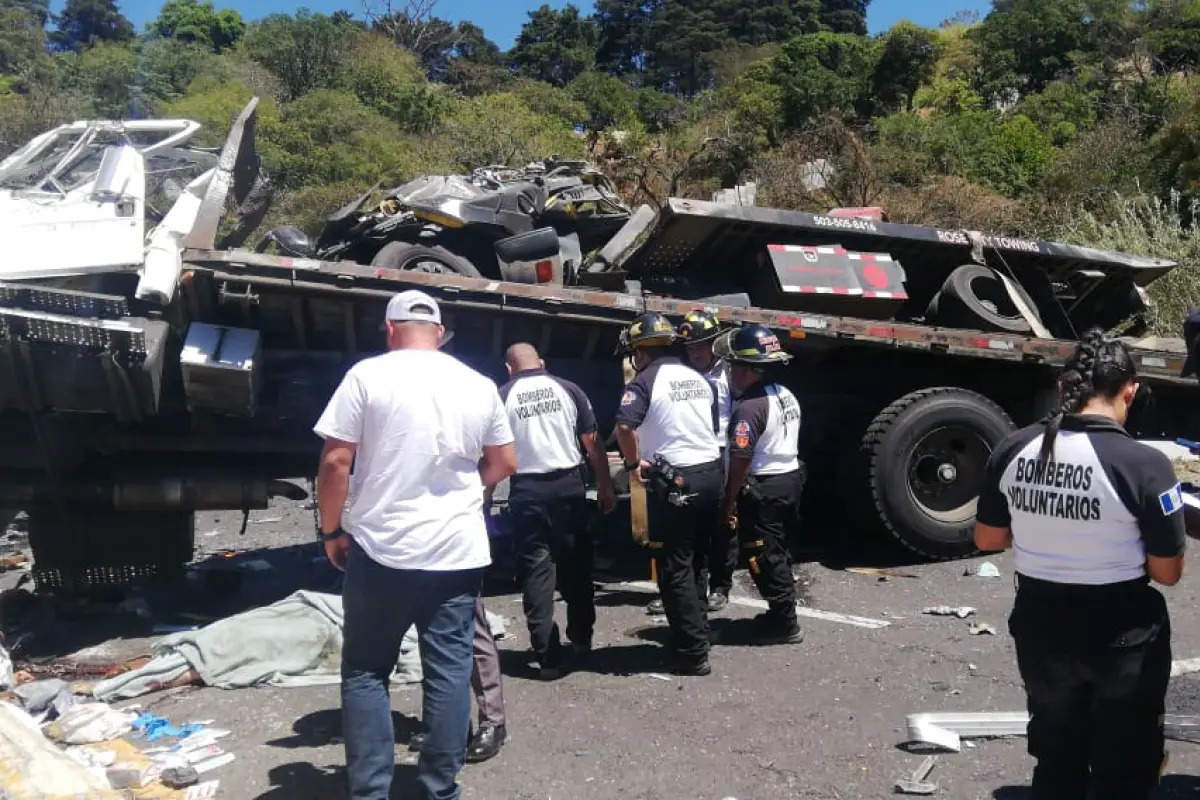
left=680, top=310, right=737, bottom=613
left=717, top=324, right=805, bottom=644
left=975, top=328, right=1186, bottom=800
left=615, top=312, right=724, bottom=676
left=499, top=343, right=616, bottom=680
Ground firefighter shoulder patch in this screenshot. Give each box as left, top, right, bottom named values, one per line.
left=733, top=419, right=751, bottom=450
left=621, top=390, right=635, bottom=406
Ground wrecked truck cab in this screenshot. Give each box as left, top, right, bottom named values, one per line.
left=0, top=116, right=228, bottom=307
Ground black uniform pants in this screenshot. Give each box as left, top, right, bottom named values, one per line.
left=706, top=448, right=736, bottom=595
left=510, top=493, right=594, bottom=664
left=736, top=469, right=803, bottom=626
left=1009, top=574, right=1172, bottom=800
left=647, top=458, right=724, bottom=661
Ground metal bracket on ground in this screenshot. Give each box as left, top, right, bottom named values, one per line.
left=904, top=711, right=1200, bottom=753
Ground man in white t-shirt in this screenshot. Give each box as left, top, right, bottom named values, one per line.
left=313, top=289, right=516, bottom=800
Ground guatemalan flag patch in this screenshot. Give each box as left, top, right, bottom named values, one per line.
left=1159, top=483, right=1184, bottom=516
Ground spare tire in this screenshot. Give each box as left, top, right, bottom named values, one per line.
left=856, top=387, right=1015, bottom=560
left=371, top=241, right=483, bottom=279
left=926, top=264, right=1041, bottom=334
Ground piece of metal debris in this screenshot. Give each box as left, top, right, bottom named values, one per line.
left=968, top=623, right=997, bottom=636
left=647, top=673, right=672, bottom=682
left=904, top=712, right=1030, bottom=752
left=923, top=606, right=976, bottom=619
left=846, top=567, right=919, bottom=579
left=894, top=755, right=938, bottom=794
left=906, top=711, right=1200, bottom=752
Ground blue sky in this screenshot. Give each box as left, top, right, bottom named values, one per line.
left=108, top=0, right=995, bottom=44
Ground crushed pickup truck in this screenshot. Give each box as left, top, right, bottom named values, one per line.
left=1, top=98, right=1198, bottom=593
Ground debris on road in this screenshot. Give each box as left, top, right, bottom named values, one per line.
left=967, top=623, right=997, bottom=636
left=846, top=567, right=919, bottom=580
left=922, top=606, right=976, bottom=619
left=903, top=711, right=1030, bottom=753
left=0, top=637, right=12, bottom=692
left=0, top=701, right=123, bottom=799
left=46, top=702, right=137, bottom=744
left=894, top=755, right=938, bottom=794
left=0, top=553, right=27, bottom=572
left=972, top=562, right=1000, bottom=578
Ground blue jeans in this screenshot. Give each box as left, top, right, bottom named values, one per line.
left=341, top=539, right=482, bottom=800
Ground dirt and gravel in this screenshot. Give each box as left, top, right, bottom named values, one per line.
left=6, top=498, right=1200, bottom=799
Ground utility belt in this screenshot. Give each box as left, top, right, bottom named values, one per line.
left=1014, top=572, right=1151, bottom=602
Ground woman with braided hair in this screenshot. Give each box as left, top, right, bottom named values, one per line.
left=974, top=327, right=1186, bottom=800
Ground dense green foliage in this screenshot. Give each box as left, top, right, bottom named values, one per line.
left=3, top=0, right=1200, bottom=329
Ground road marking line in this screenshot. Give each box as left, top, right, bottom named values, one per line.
left=613, top=581, right=890, bottom=629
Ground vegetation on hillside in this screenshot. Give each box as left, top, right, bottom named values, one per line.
left=3, top=0, right=1200, bottom=331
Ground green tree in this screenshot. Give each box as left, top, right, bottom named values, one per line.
left=0, top=0, right=52, bottom=76
left=341, top=32, right=446, bottom=133
left=593, top=0, right=652, bottom=79
left=772, top=32, right=879, bottom=129
left=60, top=41, right=137, bottom=116
left=967, top=0, right=1086, bottom=98
left=510, top=4, right=597, bottom=87
left=147, top=0, right=245, bottom=52
left=439, top=92, right=586, bottom=168
left=568, top=71, right=639, bottom=129
left=1143, top=0, right=1200, bottom=74
left=50, top=0, right=134, bottom=52
left=871, top=21, right=939, bottom=113
left=240, top=10, right=359, bottom=101
left=818, top=0, right=869, bottom=35
left=1016, top=80, right=1098, bottom=145
left=646, top=0, right=730, bottom=95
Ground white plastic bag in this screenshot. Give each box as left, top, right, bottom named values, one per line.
left=45, top=702, right=136, bottom=745
left=0, top=640, right=13, bottom=692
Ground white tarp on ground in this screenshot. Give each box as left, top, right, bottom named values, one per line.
left=92, top=591, right=507, bottom=701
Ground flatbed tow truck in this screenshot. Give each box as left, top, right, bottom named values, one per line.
left=2, top=99, right=1197, bottom=592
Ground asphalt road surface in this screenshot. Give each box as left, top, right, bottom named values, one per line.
left=7, top=498, right=1200, bottom=799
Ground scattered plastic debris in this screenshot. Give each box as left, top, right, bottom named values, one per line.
left=968, top=623, right=997, bottom=636
left=132, top=712, right=205, bottom=743
left=12, top=677, right=76, bottom=719
left=0, top=638, right=13, bottom=692
left=895, top=755, right=938, bottom=794
left=922, top=606, right=976, bottom=619
left=0, top=701, right=123, bottom=799
left=973, top=562, right=1000, bottom=578
left=45, top=702, right=137, bottom=745
left=186, top=780, right=220, bottom=799
left=647, top=673, right=673, bottom=682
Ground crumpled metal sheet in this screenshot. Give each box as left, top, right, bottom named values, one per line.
left=905, top=711, right=1200, bottom=752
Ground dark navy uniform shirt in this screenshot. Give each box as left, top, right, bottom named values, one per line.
left=978, top=414, right=1186, bottom=585
left=728, top=382, right=801, bottom=476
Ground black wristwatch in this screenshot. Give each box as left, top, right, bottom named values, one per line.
left=624, top=460, right=640, bottom=472
left=318, top=527, right=347, bottom=543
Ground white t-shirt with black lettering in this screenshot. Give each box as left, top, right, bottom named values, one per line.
left=313, top=349, right=514, bottom=572
left=977, top=414, right=1186, bottom=585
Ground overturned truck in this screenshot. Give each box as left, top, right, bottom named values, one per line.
left=1, top=98, right=1198, bottom=593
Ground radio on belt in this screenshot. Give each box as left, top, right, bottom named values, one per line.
left=757, top=243, right=908, bottom=320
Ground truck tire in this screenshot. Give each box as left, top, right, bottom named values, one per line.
left=857, top=387, right=1015, bottom=560
left=371, top=241, right=483, bottom=279
left=27, top=506, right=195, bottom=594
left=926, top=264, right=1040, bottom=334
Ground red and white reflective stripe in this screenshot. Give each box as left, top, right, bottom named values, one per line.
left=768, top=244, right=847, bottom=255
left=970, top=337, right=1017, bottom=351
left=862, top=291, right=907, bottom=299
left=847, top=253, right=894, bottom=262
left=786, top=286, right=862, bottom=295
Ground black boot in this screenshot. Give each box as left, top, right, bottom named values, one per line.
left=753, top=607, right=803, bottom=645
left=466, top=723, right=507, bottom=763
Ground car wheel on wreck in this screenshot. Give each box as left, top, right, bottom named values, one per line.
left=856, top=387, right=1016, bottom=560
left=370, top=241, right=484, bottom=279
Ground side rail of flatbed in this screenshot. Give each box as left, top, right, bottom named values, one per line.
left=185, top=248, right=1195, bottom=387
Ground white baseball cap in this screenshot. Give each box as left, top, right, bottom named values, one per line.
left=384, top=290, right=441, bottom=325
